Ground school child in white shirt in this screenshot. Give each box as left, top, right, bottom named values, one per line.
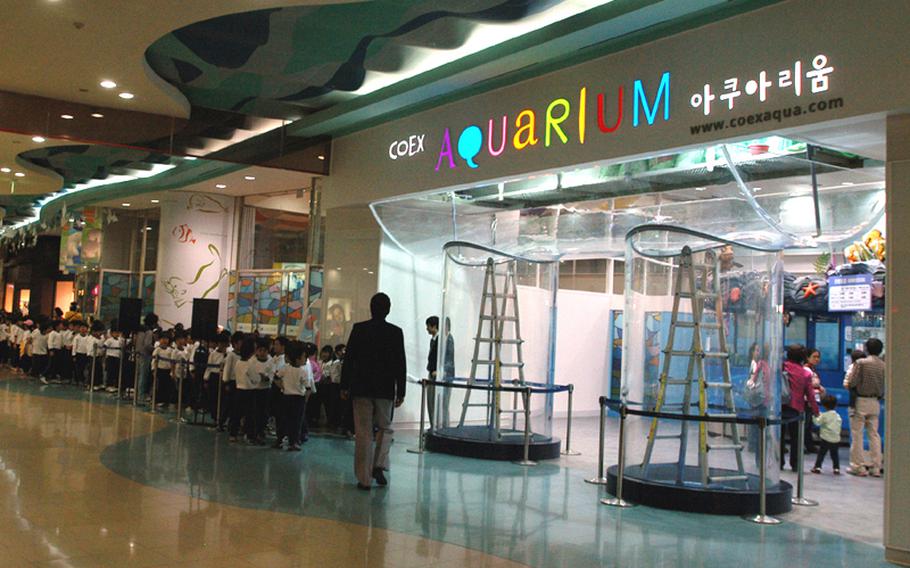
left=103, top=329, right=123, bottom=393
left=274, top=341, right=313, bottom=451
left=204, top=332, right=229, bottom=424
left=300, top=343, right=319, bottom=442
left=62, top=321, right=77, bottom=382
left=221, top=332, right=243, bottom=432
left=46, top=320, right=64, bottom=382
left=88, top=325, right=105, bottom=390
left=229, top=337, right=256, bottom=443
left=268, top=337, right=289, bottom=433
left=32, top=324, right=51, bottom=383
left=249, top=337, right=273, bottom=444
left=151, top=334, right=176, bottom=407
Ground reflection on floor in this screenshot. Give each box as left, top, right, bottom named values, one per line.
left=0, top=376, right=890, bottom=567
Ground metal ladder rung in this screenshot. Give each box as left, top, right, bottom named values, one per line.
left=654, top=434, right=682, bottom=440
left=679, top=291, right=718, bottom=299
left=499, top=409, right=524, bottom=414
left=703, top=352, right=729, bottom=358
left=475, top=338, right=524, bottom=344
left=673, top=322, right=721, bottom=330
left=705, top=382, right=733, bottom=389
left=707, top=443, right=743, bottom=451
left=483, top=293, right=516, bottom=299
left=709, top=475, right=749, bottom=483
left=480, top=315, right=518, bottom=321
left=665, top=379, right=690, bottom=385
left=472, top=360, right=524, bottom=367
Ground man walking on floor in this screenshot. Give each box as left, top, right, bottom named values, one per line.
left=341, top=293, right=406, bottom=490
left=845, top=337, right=885, bottom=477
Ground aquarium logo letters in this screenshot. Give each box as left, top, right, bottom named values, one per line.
left=434, top=71, right=671, bottom=172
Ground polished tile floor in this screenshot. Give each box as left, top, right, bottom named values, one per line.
left=0, top=375, right=890, bottom=567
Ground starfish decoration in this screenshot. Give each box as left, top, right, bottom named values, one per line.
left=803, top=281, right=820, bottom=298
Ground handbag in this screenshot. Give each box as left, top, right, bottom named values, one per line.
left=744, top=370, right=765, bottom=407
left=780, top=369, right=792, bottom=403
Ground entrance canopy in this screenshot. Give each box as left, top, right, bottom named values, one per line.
left=372, top=135, right=884, bottom=259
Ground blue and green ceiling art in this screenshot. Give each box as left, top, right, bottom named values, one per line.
left=145, top=0, right=561, bottom=119
left=18, top=145, right=178, bottom=191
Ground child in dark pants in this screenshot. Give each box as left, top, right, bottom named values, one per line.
left=811, top=395, right=843, bottom=474
left=274, top=342, right=313, bottom=451
left=103, top=329, right=123, bottom=392
left=229, top=337, right=256, bottom=443
left=152, top=334, right=175, bottom=408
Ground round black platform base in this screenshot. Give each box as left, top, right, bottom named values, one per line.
left=607, top=464, right=793, bottom=515
left=425, top=426, right=561, bottom=461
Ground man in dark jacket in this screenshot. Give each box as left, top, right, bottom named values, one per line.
left=341, top=293, right=406, bottom=490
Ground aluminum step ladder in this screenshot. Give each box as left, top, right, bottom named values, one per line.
left=641, top=246, right=746, bottom=487
left=457, top=258, right=526, bottom=440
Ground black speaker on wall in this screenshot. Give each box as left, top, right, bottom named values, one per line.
left=118, top=298, right=143, bottom=334
left=191, top=298, right=219, bottom=341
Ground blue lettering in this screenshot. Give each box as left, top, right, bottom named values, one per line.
left=633, top=72, right=671, bottom=127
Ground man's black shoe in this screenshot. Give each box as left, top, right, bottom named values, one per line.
left=357, top=483, right=372, bottom=491
left=373, top=468, right=388, bottom=487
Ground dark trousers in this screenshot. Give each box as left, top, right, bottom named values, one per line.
left=306, top=387, right=324, bottom=426
left=206, top=375, right=221, bottom=421
left=804, top=409, right=818, bottom=452
left=230, top=389, right=257, bottom=439
left=155, top=369, right=174, bottom=404
left=324, top=383, right=342, bottom=427
left=32, top=354, right=48, bottom=377
left=255, top=389, right=270, bottom=438
left=277, top=395, right=306, bottom=446
left=814, top=440, right=840, bottom=470
left=219, top=381, right=234, bottom=428
left=105, top=357, right=120, bottom=388
left=780, top=406, right=801, bottom=470
left=74, top=354, right=89, bottom=384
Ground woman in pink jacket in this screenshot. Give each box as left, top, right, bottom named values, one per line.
left=780, top=344, right=820, bottom=471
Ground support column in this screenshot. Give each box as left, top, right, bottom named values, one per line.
left=886, top=114, right=910, bottom=566
left=154, top=192, right=236, bottom=327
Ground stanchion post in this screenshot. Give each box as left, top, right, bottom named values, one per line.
left=514, top=387, right=537, bottom=466
left=176, top=359, right=185, bottom=423
left=117, top=338, right=125, bottom=398
left=150, top=355, right=159, bottom=412
left=601, top=403, right=635, bottom=508
left=792, top=412, right=819, bottom=506
left=407, top=379, right=428, bottom=454
left=89, top=344, right=97, bottom=392
left=215, top=365, right=224, bottom=430
left=562, top=384, right=580, bottom=456
left=586, top=397, right=609, bottom=484
left=745, top=416, right=782, bottom=524
left=132, top=343, right=140, bottom=406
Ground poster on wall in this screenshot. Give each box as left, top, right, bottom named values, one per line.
left=155, top=194, right=234, bottom=327
left=59, top=219, right=82, bottom=274
left=59, top=207, right=103, bottom=273
left=81, top=208, right=102, bottom=268
left=300, top=268, right=323, bottom=343
left=828, top=274, right=872, bottom=312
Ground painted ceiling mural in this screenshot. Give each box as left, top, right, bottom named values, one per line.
left=145, top=0, right=561, bottom=119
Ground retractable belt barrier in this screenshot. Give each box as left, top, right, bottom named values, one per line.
left=593, top=396, right=814, bottom=523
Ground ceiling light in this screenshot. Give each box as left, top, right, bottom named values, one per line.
left=14, top=172, right=25, bottom=177
left=150, top=199, right=159, bottom=204
left=215, top=183, right=227, bottom=189
left=0, top=168, right=10, bottom=173
left=317, top=155, right=325, bottom=160
left=100, top=80, right=117, bottom=89
left=146, top=227, right=152, bottom=231
left=695, top=186, right=706, bottom=191
left=31, top=136, right=46, bottom=143
left=753, top=187, right=763, bottom=192
left=121, top=203, right=131, bottom=207
left=244, top=176, right=256, bottom=181
left=118, top=92, right=134, bottom=100
left=184, top=156, right=197, bottom=161
left=90, top=113, right=104, bottom=119
left=60, top=114, right=74, bottom=120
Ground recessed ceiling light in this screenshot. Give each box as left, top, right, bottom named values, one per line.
left=90, top=113, right=104, bottom=119
left=753, top=187, right=763, bottom=192
left=244, top=176, right=256, bottom=181
left=317, top=155, right=325, bottom=160
left=100, top=80, right=117, bottom=89
left=150, top=199, right=160, bottom=204
left=118, top=92, right=134, bottom=100
left=184, top=156, right=197, bottom=161
left=121, top=203, right=131, bottom=207
left=14, top=172, right=25, bottom=177
left=146, top=227, right=152, bottom=231
left=60, top=114, right=74, bottom=120
left=215, top=183, right=227, bottom=189
left=31, top=136, right=46, bottom=143
left=0, top=168, right=10, bottom=173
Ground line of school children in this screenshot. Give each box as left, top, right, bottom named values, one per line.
left=0, top=315, right=127, bottom=391
left=1, top=314, right=351, bottom=449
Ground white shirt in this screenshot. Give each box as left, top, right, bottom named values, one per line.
left=0, top=324, right=8, bottom=342
left=204, top=350, right=226, bottom=380
left=234, top=358, right=256, bottom=390
left=251, top=356, right=272, bottom=390
left=277, top=365, right=313, bottom=396
left=47, top=330, right=63, bottom=350
left=103, top=337, right=123, bottom=358
left=172, top=346, right=189, bottom=379
left=152, top=345, right=174, bottom=370
left=62, top=330, right=75, bottom=348
left=222, top=350, right=239, bottom=383
left=32, top=332, right=49, bottom=355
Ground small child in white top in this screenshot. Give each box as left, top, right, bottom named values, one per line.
left=273, top=341, right=313, bottom=451
left=812, top=394, right=843, bottom=475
